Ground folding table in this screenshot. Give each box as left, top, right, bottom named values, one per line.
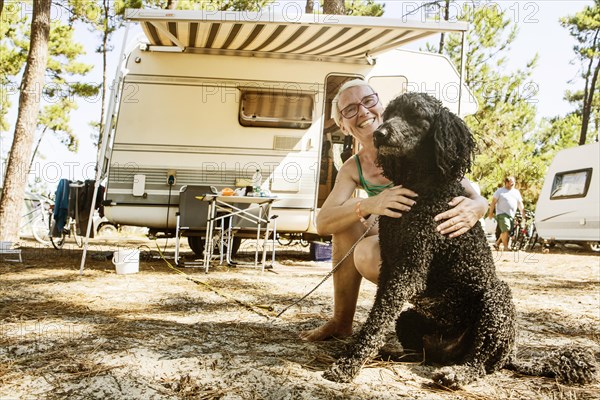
left=196, top=195, right=277, bottom=273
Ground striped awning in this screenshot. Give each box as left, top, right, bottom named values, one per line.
left=125, top=9, right=468, bottom=64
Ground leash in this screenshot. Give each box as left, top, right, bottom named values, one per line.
left=151, top=214, right=378, bottom=321
left=275, top=216, right=379, bottom=318
left=154, top=243, right=272, bottom=319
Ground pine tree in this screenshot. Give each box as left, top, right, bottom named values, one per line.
left=560, top=1, right=600, bottom=145
left=305, top=0, right=383, bottom=16
left=30, top=21, right=98, bottom=165
left=0, top=0, right=52, bottom=242
left=345, top=0, right=383, bottom=17
left=0, top=2, right=29, bottom=131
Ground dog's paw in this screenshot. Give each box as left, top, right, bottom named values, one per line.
left=322, top=358, right=360, bottom=383
left=432, top=365, right=484, bottom=389
left=378, top=332, right=407, bottom=361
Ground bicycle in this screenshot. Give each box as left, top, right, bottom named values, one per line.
left=20, top=196, right=52, bottom=245
left=48, top=182, right=85, bottom=250
left=523, top=215, right=540, bottom=251
left=276, top=233, right=310, bottom=247
left=509, top=210, right=537, bottom=251
left=48, top=206, right=84, bottom=249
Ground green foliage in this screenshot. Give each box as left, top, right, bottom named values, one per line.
left=0, top=1, right=29, bottom=131
left=534, top=114, right=583, bottom=160
left=560, top=0, right=600, bottom=59
left=68, top=1, right=131, bottom=147
left=560, top=0, right=600, bottom=144
left=1, top=2, right=98, bottom=167
left=563, top=84, right=599, bottom=143
left=46, top=23, right=93, bottom=78
left=345, top=0, right=384, bottom=16
left=133, top=0, right=272, bottom=11
left=108, top=1, right=143, bottom=16
left=310, top=0, right=384, bottom=16
left=36, top=20, right=98, bottom=156
left=38, top=99, right=79, bottom=152
left=519, top=113, right=586, bottom=204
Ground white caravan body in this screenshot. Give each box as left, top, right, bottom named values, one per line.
left=101, top=9, right=477, bottom=237
left=535, top=142, right=600, bottom=247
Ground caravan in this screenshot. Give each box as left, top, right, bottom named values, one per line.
left=98, top=9, right=477, bottom=256
left=535, top=142, right=600, bottom=251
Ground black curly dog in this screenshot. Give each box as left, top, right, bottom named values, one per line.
left=323, top=92, right=597, bottom=387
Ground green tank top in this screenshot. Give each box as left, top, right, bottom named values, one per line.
left=354, top=155, right=394, bottom=197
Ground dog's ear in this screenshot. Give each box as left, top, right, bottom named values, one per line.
left=431, top=107, right=475, bottom=181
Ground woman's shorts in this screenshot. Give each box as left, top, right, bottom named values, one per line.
left=495, top=213, right=513, bottom=233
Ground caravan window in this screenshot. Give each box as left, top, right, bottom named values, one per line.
left=239, top=88, right=314, bottom=129
left=550, top=168, right=593, bottom=199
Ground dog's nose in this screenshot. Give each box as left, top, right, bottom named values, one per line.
left=373, top=127, right=387, bottom=145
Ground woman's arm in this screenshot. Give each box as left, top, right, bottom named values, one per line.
left=434, top=178, right=488, bottom=238
left=317, top=162, right=417, bottom=236
left=316, top=164, right=363, bottom=236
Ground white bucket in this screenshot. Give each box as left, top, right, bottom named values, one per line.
left=112, top=248, right=140, bottom=275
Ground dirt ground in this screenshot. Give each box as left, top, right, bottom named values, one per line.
left=1, top=236, right=599, bottom=400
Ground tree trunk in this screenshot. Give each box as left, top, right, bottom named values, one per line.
left=97, top=0, right=109, bottom=148
left=580, top=57, right=600, bottom=145
left=305, top=0, right=314, bottom=14
left=0, top=0, right=51, bottom=242
left=323, top=0, right=345, bottom=15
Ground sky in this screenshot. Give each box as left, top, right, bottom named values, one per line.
left=380, top=0, right=590, bottom=117
left=0, top=0, right=594, bottom=187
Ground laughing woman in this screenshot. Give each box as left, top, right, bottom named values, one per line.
left=300, top=79, right=488, bottom=341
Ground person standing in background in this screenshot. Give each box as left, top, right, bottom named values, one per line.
left=488, top=176, right=525, bottom=250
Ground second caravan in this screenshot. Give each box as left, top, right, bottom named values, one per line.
left=535, top=142, right=600, bottom=251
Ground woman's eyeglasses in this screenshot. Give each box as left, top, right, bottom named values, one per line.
left=339, top=93, right=379, bottom=119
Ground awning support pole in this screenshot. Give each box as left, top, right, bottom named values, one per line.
left=458, top=31, right=467, bottom=116
left=79, top=23, right=131, bottom=275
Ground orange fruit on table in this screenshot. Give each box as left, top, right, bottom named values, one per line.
left=221, top=188, right=235, bottom=196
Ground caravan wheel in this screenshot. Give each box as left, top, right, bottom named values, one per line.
left=97, top=222, right=118, bottom=238
left=585, top=242, right=600, bottom=252
left=187, top=236, right=205, bottom=257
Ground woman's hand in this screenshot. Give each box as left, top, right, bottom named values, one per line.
left=434, top=196, right=485, bottom=238
left=362, top=185, right=418, bottom=218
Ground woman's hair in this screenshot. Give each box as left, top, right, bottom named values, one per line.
left=331, top=78, right=372, bottom=127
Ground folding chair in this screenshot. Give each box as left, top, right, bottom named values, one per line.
left=0, top=241, right=22, bottom=263
left=174, top=185, right=217, bottom=265
left=228, top=200, right=278, bottom=270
